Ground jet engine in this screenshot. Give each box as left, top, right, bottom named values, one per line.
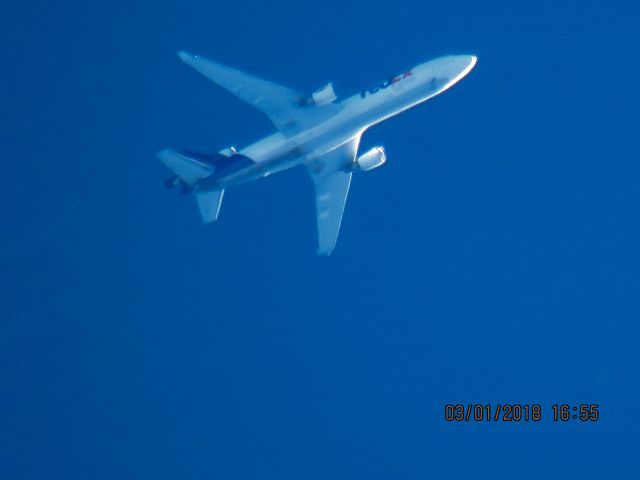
left=312, top=83, right=337, bottom=105
left=218, top=146, right=238, bottom=157
left=356, top=146, right=387, bottom=171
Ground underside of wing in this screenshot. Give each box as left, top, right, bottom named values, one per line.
left=178, top=52, right=338, bottom=133
left=305, top=137, right=361, bottom=255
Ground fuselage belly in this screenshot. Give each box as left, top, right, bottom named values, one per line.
left=210, top=55, right=477, bottom=190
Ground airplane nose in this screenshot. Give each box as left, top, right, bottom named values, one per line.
left=418, top=54, right=477, bottom=93
left=455, top=54, right=477, bottom=75
left=446, top=54, right=477, bottom=82
left=424, top=54, right=477, bottom=78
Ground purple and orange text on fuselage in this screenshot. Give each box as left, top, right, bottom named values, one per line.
left=360, top=70, right=413, bottom=98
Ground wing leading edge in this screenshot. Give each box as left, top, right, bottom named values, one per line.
left=305, top=137, right=361, bottom=255
left=178, top=52, right=338, bottom=133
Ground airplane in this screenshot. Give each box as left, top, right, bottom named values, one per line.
left=158, top=52, right=477, bottom=254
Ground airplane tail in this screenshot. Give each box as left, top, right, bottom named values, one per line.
left=195, top=189, right=225, bottom=223
left=157, top=149, right=224, bottom=223
left=157, top=149, right=214, bottom=185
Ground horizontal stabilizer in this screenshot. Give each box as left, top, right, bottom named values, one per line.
left=195, top=189, right=225, bottom=223
left=157, top=149, right=213, bottom=185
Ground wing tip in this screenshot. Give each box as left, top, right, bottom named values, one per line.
left=177, top=51, right=196, bottom=64
left=317, top=243, right=336, bottom=256
left=157, top=148, right=174, bottom=160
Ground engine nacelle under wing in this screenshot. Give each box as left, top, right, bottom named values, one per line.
left=356, top=146, right=387, bottom=171
left=218, top=146, right=238, bottom=157
left=312, top=83, right=337, bottom=105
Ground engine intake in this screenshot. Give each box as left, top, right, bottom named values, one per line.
left=356, top=146, right=387, bottom=171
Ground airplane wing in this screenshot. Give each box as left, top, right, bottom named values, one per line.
left=178, top=52, right=338, bottom=133
left=305, top=137, right=361, bottom=255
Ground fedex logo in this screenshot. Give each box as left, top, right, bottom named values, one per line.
left=360, top=70, right=413, bottom=98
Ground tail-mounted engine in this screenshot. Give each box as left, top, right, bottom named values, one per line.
left=356, top=146, right=387, bottom=171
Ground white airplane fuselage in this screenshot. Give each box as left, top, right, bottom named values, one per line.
left=198, top=55, right=477, bottom=190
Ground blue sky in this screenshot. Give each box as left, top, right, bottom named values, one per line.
left=2, top=0, right=639, bottom=478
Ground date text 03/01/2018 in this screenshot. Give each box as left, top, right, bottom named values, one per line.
left=444, top=404, right=600, bottom=422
